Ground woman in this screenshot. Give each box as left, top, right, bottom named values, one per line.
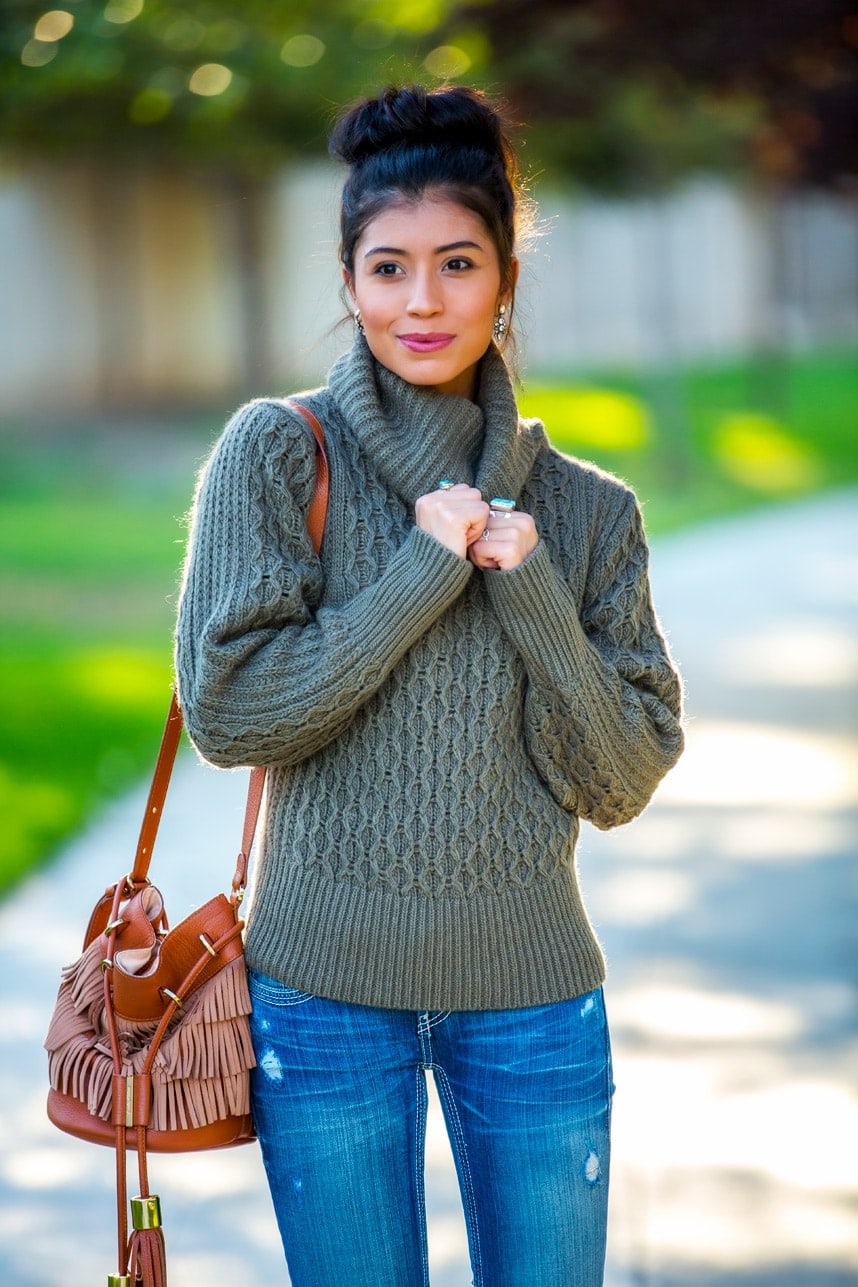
left=176, top=84, right=683, bottom=1287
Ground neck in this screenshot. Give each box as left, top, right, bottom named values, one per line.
left=327, top=336, right=546, bottom=509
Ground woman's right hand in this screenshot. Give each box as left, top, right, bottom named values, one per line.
left=415, top=484, right=490, bottom=559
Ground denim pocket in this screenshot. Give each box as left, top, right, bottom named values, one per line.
left=247, top=968, right=315, bottom=1007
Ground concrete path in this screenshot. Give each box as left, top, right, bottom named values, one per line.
left=0, top=489, right=855, bottom=1286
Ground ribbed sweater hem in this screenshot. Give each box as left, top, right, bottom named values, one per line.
left=244, top=863, right=607, bottom=1012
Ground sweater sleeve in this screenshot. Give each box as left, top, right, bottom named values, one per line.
left=483, top=488, right=684, bottom=829
left=175, top=399, right=473, bottom=768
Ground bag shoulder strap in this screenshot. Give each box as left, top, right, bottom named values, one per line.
left=292, top=400, right=328, bottom=551
left=128, top=400, right=329, bottom=889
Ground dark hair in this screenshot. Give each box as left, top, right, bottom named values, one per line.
left=330, top=85, right=529, bottom=324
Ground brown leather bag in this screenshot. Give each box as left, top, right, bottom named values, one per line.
left=44, top=401, right=328, bottom=1286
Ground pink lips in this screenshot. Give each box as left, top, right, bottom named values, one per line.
left=398, top=333, right=455, bottom=353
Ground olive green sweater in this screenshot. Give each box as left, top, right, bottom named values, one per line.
left=176, top=337, right=683, bottom=1010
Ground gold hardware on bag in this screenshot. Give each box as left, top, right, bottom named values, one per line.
left=105, top=918, right=125, bottom=934
left=131, top=1194, right=163, bottom=1230
left=107, top=1275, right=131, bottom=1286
left=125, top=1075, right=135, bottom=1128
left=199, top=933, right=218, bottom=957
left=160, top=987, right=183, bottom=1007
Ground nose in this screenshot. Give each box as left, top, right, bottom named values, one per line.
left=407, top=269, right=442, bottom=316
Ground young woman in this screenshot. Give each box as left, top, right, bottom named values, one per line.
left=176, top=84, right=684, bottom=1287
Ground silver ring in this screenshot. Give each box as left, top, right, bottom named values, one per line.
left=482, top=528, right=490, bottom=541
left=438, top=479, right=455, bottom=491
left=489, top=497, right=515, bottom=513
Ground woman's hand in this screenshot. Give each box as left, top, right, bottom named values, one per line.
left=468, top=506, right=539, bottom=572
left=415, top=484, right=489, bottom=559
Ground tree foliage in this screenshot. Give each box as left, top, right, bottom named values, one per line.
left=444, top=0, right=858, bottom=190
left=1, top=0, right=855, bottom=189
left=0, top=0, right=460, bottom=173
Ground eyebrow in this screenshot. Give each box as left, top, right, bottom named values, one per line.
left=362, top=240, right=485, bottom=259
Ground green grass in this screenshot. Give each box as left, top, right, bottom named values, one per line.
left=1, top=346, right=856, bottom=895
left=519, top=347, right=858, bottom=533
left=0, top=429, right=195, bottom=892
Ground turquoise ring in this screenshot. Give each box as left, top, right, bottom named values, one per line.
left=489, top=497, right=516, bottom=515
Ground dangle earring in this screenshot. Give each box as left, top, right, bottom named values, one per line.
left=493, top=303, right=508, bottom=342
left=353, top=307, right=365, bottom=334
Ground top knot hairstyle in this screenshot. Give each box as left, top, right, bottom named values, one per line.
left=330, top=85, right=528, bottom=315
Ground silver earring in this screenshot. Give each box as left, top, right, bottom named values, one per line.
left=493, top=303, right=508, bottom=342
left=354, top=307, right=364, bottom=334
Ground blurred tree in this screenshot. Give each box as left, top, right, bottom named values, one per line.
left=2, top=0, right=853, bottom=190
left=0, top=0, right=459, bottom=173
left=443, top=0, right=858, bottom=191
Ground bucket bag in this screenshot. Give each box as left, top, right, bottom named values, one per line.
left=44, top=401, right=328, bottom=1286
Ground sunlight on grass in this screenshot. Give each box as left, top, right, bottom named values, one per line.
left=61, top=648, right=173, bottom=710
left=0, top=767, right=78, bottom=889
left=0, top=644, right=173, bottom=893
left=714, top=412, right=822, bottom=493
left=519, top=385, right=651, bottom=451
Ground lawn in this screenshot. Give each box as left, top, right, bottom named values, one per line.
left=0, top=428, right=198, bottom=891
left=1, top=347, right=856, bottom=894
left=519, top=347, right=858, bottom=532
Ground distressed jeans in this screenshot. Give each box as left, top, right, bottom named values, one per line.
left=248, top=970, right=614, bottom=1287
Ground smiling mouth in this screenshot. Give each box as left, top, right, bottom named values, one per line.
left=398, top=333, right=455, bottom=352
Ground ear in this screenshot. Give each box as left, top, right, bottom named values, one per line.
left=343, top=267, right=355, bottom=301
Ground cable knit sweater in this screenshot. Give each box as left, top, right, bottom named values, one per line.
left=175, top=336, right=683, bottom=1010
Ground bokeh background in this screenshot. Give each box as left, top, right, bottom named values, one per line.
left=1, top=0, right=856, bottom=884
left=0, top=4, right=856, bottom=1284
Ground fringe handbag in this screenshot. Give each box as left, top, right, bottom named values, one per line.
left=44, top=401, right=328, bottom=1287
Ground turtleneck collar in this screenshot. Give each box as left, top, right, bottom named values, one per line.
left=327, top=334, right=547, bottom=508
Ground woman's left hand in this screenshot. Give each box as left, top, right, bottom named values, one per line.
left=467, top=508, right=539, bottom=572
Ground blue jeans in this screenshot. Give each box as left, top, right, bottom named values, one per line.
left=248, top=971, right=614, bottom=1286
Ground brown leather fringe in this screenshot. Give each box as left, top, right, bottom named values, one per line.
left=45, top=948, right=255, bottom=1132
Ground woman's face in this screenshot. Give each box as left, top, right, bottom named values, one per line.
left=346, top=194, right=514, bottom=400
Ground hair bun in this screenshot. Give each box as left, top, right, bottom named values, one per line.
left=330, top=85, right=506, bottom=166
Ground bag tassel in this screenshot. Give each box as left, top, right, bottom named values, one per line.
left=127, top=1194, right=167, bottom=1287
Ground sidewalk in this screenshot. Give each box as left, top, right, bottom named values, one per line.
left=589, top=487, right=858, bottom=1287
left=1, top=489, right=855, bottom=1286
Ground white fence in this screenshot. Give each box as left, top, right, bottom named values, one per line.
left=0, top=160, right=855, bottom=416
